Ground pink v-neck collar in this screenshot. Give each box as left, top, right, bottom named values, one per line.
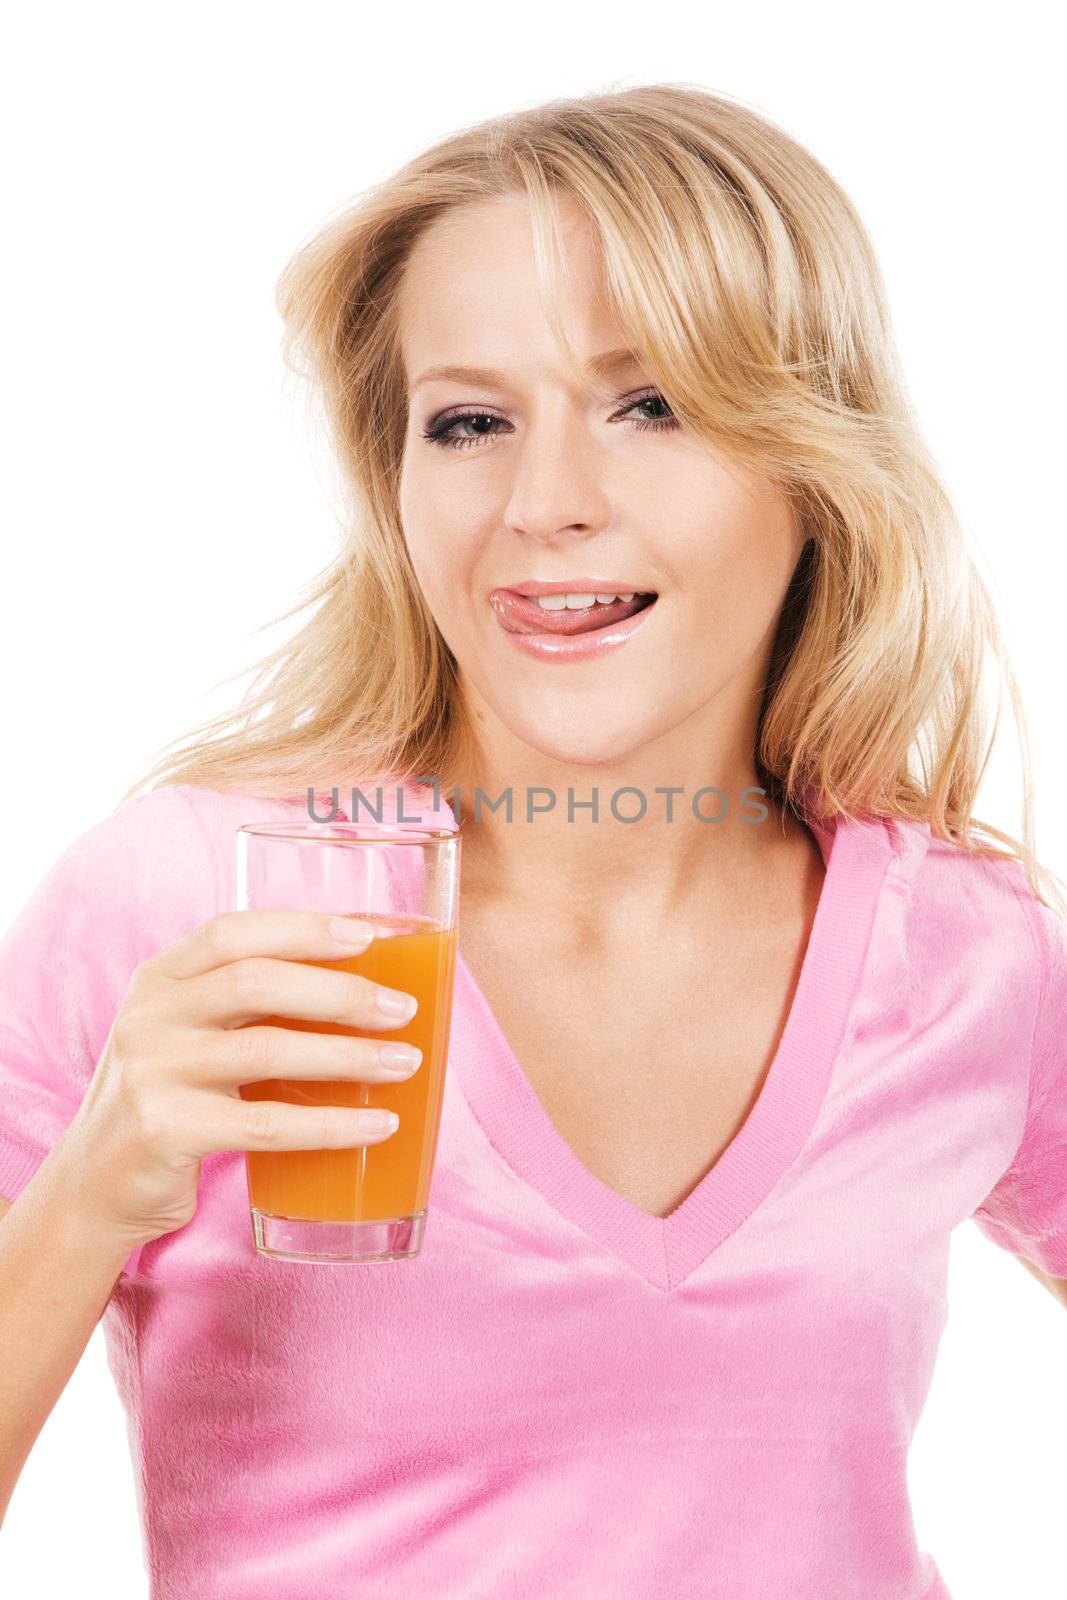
left=446, top=809, right=896, bottom=1293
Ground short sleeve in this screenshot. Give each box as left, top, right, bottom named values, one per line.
left=972, top=891, right=1067, bottom=1278
left=0, top=784, right=225, bottom=1275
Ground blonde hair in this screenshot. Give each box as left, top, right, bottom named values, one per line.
left=123, top=81, right=1066, bottom=913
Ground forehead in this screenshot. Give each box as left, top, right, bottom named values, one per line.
left=395, top=193, right=622, bottom=377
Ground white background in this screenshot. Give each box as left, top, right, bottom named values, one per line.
left=2, top=3, right=1065, bottom=1595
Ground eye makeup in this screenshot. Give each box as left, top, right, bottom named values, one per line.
left=419, top=389, right=679, bottom=451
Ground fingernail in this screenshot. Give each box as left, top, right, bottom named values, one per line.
left=358, top=1109, right=399, bottom=1133
left=378, top=1043, right=422, bottom=1073
left=376, top=988, right=418, bottom=1020
left=329, top=916, right=374, bottom=947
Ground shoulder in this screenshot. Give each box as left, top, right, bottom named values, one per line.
left=878, top=812, right=1039, bottom=944
left=89, top=782, right=311, bottom=856
left=840, top=812, right=1042, bottom=1004
left=881, top=816, right=1058, bottom=1045
left=7, top=784, right=308, bottom=967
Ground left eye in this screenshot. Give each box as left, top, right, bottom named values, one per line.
left=420, top=390, right=679, bottom=450
left=625, top=393, right=675, bottom=424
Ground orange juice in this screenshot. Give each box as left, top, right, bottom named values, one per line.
left=239, top=913, right=458, bottom=1223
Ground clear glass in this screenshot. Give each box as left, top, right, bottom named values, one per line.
left=235, top=820, right=460, bottom=1264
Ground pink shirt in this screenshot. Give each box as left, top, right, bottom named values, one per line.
left=2, top=780, right=1066, bottom=1599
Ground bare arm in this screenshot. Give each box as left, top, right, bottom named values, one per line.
left=1018, top=1254, right=1067, bottom=1310
left=0, top=1137, right=146, bottom=1526
left=0, top=906, right=417, bottom=1529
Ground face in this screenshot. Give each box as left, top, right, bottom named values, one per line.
left=396, top=191, right=805, bottom=778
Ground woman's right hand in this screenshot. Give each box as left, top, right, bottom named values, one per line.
left=58, top=910, right=421, bottom=1247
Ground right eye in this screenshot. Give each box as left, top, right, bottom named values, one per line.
left=420, top=411, right=512, bottom=450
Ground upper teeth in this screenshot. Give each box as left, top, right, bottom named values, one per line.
left=534, top=591, right=637, bottom=610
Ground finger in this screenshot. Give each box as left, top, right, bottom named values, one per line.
left=150, top=908, right=378, bottom=982
left=188, top=953, right=419, bottom=1032
left=200, top=1022, right=423, bottom=1087
left=198, top=1098, right=401, bottom=1157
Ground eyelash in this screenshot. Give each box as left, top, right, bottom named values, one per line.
left=419, top=391, right=679, bottom=451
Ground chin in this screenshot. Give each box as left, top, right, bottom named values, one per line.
left=500, top=719, right=653, bottom=773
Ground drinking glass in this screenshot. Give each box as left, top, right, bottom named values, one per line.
left=235, top=820, right=460, bottom=1264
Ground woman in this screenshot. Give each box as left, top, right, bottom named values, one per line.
left=1, top=83, right=1064, bottom=1599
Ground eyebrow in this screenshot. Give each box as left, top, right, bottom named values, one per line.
left=409, top=346, right=645, bottom=392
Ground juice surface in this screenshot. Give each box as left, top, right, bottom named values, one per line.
left=240, top=914, right=458, bottom=1222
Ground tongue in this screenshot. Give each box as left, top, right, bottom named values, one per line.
left=492, top=591, right=654, bottom=636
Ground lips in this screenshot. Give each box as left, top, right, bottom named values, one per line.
left=490, top=590, right=657, bottom=636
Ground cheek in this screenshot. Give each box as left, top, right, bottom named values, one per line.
left=399, top=464, right=447, bottom=594
left=404, top=535, right=453, bottom=624
left=401, top=460, right=494, bottom=619
left=400, top=505, right=479, bottom=636
left=667, top=501, right=797, bottom=657
left=397, top=450, right=433, bottom=556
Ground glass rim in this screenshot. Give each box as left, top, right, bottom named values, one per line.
left=237, top=821, right=459, bottom=846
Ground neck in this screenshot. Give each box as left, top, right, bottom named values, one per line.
left=448, top=748, right=810, bottom=931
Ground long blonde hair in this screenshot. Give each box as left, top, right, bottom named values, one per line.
left=122, top=81, right=1066, bottom=913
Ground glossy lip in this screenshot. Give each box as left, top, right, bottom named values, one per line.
left=491, top=592, right=659, bottom=660
left=490, top=585, right=656, bottom=635
left=499, top=578, right=655, bottom=598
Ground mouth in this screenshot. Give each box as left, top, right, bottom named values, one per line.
left=489, top=588, right=659, bottom=638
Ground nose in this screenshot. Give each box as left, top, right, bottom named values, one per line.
left=500, top=406, right=612, bottom=547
